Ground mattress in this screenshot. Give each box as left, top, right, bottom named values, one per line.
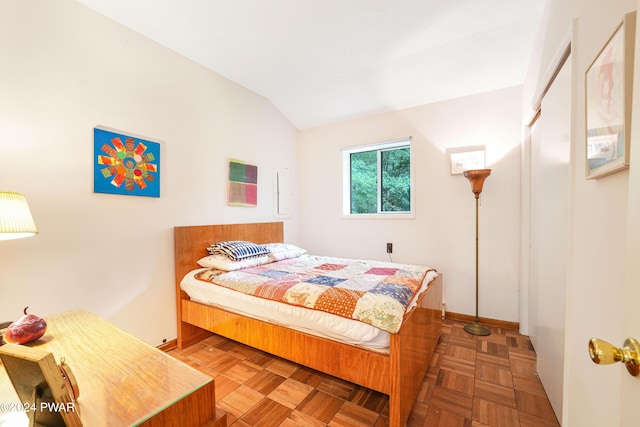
left=181, top=258, right=438, bottom=350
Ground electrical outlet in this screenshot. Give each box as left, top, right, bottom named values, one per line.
left=386, top=243, right=393, bottom=253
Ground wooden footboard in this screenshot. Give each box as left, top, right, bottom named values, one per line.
left=391, top=273, right=443, bottom=425
left=174, top=223, right=442, bottom=426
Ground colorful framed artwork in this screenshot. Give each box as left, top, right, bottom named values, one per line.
left=228, top=158, right=257, bottom=206
left=94, top=127, right=160, bottom=197
left=585, top=11, right=636, bottom=179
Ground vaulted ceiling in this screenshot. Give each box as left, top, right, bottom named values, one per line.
left=76, top=0, right=546, bottom=129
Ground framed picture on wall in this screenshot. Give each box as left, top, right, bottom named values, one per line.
left=585, top=11, right=636, bottom=179
left=94, top=127, right=161, bottom=197
left=228, top=158, right=258, bottom=206
left=447, top=146, right=486, bottom=175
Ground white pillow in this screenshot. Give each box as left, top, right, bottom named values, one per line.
left=197, top=254, right=271, bottom=271
left=262, top=243, right=307, bottom=261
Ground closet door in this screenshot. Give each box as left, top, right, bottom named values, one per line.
left=529, top=54, right=571, bottom=421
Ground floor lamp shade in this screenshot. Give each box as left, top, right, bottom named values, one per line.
left=463, top=169, right=491, bottom=336
left=0, top=191, right=38, bottom=240
left=464, top=169, right=491, bottom=198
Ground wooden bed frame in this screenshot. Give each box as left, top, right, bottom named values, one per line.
left=174, top=222, right=443, bottom=427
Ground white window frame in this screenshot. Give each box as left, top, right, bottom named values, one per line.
left=341, top=137, right=415, bottom=219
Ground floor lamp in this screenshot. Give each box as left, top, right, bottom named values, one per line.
left=462, top=169, right=491, bottom=336
left=0, top=191, right=39, bottom=335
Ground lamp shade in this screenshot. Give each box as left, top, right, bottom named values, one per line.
left=463, top=169, right=491, bottom=199
left=0, top=191, right=38, bottom=240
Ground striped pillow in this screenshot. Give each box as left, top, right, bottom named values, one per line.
left=207, top=240, right=270, bottom=261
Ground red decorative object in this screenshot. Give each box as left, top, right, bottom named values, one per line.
left=5, top=307, right=47, bottom=344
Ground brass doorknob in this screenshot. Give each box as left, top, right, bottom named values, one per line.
left=589, top=337, right=640, bottom=376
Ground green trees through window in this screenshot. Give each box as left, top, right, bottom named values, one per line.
left=347, top=141, right=411, bottom=215
left=350, top=150, right=377, bottom=213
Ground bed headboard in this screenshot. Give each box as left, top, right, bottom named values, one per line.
left=174, top=221, right=284, bottom=300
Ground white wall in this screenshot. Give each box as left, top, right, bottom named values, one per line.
left=298, top=87, right=523, bottom=323
left=0, top=0, right=299, bottom=345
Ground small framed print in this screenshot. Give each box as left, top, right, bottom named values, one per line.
left=0, top=344, right=81, bottom=426
left=448, top=147, right=486, bottom=175
left=585, top=11, right=636, bottom=179
left=228, top=158, right=258, bottom=206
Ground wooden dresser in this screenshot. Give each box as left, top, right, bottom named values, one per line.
left=0, top=309, right=226, bottom=427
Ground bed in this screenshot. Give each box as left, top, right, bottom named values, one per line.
left=174, top=222, right=443, bottom=427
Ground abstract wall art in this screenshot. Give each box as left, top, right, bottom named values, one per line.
left=94, top=127, right=160, bottom=197
left=228, top=158, right=257, bottom=206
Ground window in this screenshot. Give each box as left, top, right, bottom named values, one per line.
left=342, top=138, right=414, bottom=217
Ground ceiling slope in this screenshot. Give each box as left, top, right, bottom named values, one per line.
left=76, top=0, right=546, bottom=129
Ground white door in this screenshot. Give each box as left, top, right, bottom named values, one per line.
left=529, top=54, right=571, bottom=421
left=590, top=83, right=640, bottom=424
left=619, top=113, right=640, bottom=422
left=569, top=144, right=640, bottom=425
left=563, top=15, right=640, bottom=424
left=619, top=34, right=640, bottom=420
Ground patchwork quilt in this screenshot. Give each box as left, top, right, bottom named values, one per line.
left=194, top=255, right=434, bottom=333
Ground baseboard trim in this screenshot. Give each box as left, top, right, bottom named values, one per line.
left=157, top=338, right=178, bottom=352
left=445, top=312, right=519, bottom=331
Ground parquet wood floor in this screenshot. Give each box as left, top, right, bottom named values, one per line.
left=169, top=319, right=560, bottom=426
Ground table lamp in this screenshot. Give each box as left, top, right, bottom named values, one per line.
left=0, top=191, right=38, bottom=332
left=462, top=169, right=491, bottom=336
